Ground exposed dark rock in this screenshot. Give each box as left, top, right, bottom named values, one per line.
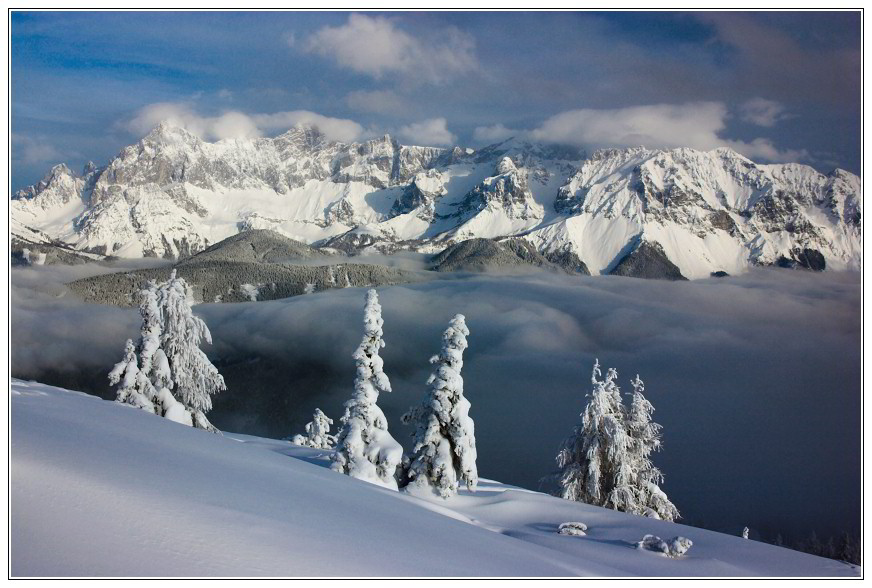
left=321, top=231, right=385, bottom=255
left=710, top=271, right=729, bottom=278
left=796, top=248, right=826, bottom=271
left=776, top=248, right=826, bottom=271
left=430, top=237, right=588, bottom=275
left=542, top=248, right=591, bottom=275
left=609, top=241, right=688, bottom=281
left=708, top=211, right=738, bottom=235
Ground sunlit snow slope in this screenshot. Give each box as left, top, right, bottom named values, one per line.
left=10, top=379, right=860, bottom=577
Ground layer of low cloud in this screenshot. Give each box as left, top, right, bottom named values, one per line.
left=477, top=101, right=807, bottom=162
left=396, top=117, right=456, bottom=146
left=11, top=264, right=860, bottom=542
left=304, top=13, right=478, bottom=85
left=125, top=102, right=365, bottom=143
left=472, top=123, right=520, bottom=144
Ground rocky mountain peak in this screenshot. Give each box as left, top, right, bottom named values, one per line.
left=274, top=125, right=332, bottom=152
left=496, top=156, right=517, bottom=175
left=141, top=122, right=203, bottom=148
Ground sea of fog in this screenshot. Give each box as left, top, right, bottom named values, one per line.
left=11, top=262, right=860, bottom=543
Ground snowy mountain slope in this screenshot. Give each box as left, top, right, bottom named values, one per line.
left=11, top=124, right=861, bottom=278
left=11, top=379, right=859, bottom=577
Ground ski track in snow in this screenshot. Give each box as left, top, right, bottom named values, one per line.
left=10, top=379, right=860, bottom=577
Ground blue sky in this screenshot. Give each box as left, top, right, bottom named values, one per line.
left=11, top=11, right=861, bottom=190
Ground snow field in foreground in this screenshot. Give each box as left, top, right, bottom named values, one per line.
left=10, top=379, right=860, bottom=577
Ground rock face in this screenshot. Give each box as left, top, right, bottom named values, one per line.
left=776, top=248, right=827, bottom=271
left=12, top=125, right=862, bottom=279
left=430, top=237, right=589, bottom=274
left=455, top=157, right=544, bottom=222
left=609, top=241, right=688, bottom=281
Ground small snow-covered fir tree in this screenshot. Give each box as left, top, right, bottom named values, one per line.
left=625, top=375, right=680, bottom=521
left=331, top=289, right=403, bottom=489
left=109, top=282, right=169, bottom=414
left=401, top=314, right=477, bottom=498
left=553, top=359, right=636, bottom=513
left=291, top=408, right=336, bottom=449
left=108, top=338, right=156, bottom=412
left=157, top=270, right=226, bottom=432
left=137, top=281, right=170, bottom=391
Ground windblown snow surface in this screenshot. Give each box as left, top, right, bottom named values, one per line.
left=10, top=379, right=858, bottom=577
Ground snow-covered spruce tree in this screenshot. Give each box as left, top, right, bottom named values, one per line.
left=331, top=289, right=403, bottom=489
left=157, top=270, right=226, bottom=432
left=291, top=408, right=336, bottom=449
left=109, top=281, right=168, bottom=414
left=553, top=359, right=636, bottom=513
left=401, top=314, right=477, bottom=498
left=625, top=374, right=680, bottom=521
left=108, top=338, right=156, bottom=413
left=137, top=281, right=168, bottom=387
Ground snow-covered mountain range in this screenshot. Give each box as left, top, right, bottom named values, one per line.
left=11, top=122, right=862, bottom=278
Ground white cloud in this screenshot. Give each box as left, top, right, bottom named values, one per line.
left=251, top=111, right=364, bottom=143
left=126, top=102, right=260, bottom=140
left=530, top=102, right=730, bottom=151
left=527, top=102, right=805, bottom=163
left=739, top=98, right=787, bottom=127
left=472, top=124, right=520, bottom=144
left=217, top=88, right=234, bottom=101
left=304, top=14, right=477, bottom=84
left=723, top=138, right=808, bottom=163
left=11, top=133, right=66, bottom=165
left=396, top=118, right=456, bottom=146
left=124, top=102, right=364, bottom=143
left=345, top=90, right=407, bottom=115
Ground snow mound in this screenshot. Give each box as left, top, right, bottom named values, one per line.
left=637, top=534, right=694, bottom=558
left=558, top=522, right=588, bottom=536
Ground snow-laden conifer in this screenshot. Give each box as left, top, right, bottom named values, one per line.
left=108, top=339, right=157, bottom=412
left=401, top=314, right=477, bottom=498
left=331, top=289, right=403, bottom=489
left=554, top=359, right=636, bottom=513
left=291, top=409, right=336, bottom=449
left=109, top=283, right=167, bottom=414
left=625, top=375, right=679, bottom=521
left=157, top=270, right=226, bottom=432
